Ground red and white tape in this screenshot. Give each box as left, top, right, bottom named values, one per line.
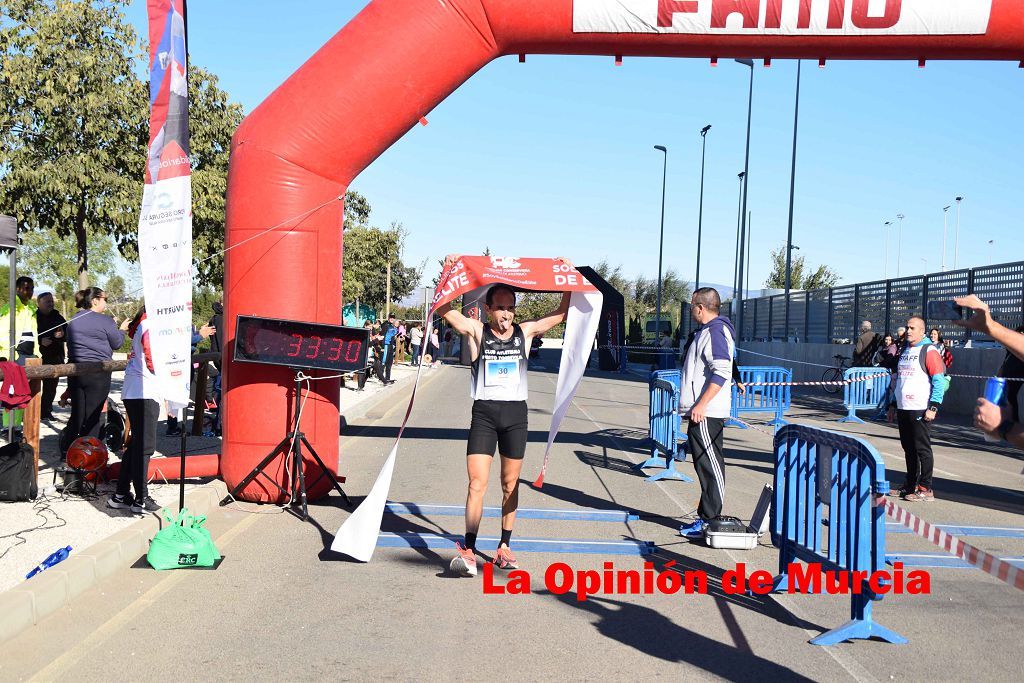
left=878, top=496, right=1024, bottom=592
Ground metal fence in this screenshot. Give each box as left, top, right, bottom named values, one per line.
left=680, top=261, right=1024, bottom=346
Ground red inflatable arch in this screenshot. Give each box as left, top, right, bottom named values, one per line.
left=217, top=0, right=1023, bottom=502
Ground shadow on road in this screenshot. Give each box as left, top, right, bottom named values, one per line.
left=545, top=591, right=816, bottom=680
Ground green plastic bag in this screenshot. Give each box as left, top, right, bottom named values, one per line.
left=147, top=508, right=221, bottom=570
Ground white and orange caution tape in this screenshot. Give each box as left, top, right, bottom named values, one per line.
left=878, top=495, right=1024, bottom=592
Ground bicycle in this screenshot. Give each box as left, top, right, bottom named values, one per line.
left=821, top=354, right=852, bottom=395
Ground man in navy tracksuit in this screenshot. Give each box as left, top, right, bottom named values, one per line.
left=678, top=288, right=735, bottom=538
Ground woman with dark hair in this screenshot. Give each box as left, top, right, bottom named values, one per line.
left=108, top=306, right=161, bottom=513
left=66, top=287, right=127, bottom=441
left=875, top=332, right=899, bottom=370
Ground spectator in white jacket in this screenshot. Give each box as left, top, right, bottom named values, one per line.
left=677, top=287, right=735, bottom=539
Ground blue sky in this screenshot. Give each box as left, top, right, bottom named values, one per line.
left=124, top=1, right=1023, bottom=293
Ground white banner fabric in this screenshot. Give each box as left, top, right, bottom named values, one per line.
left=573, top=0, right=993, bottom=36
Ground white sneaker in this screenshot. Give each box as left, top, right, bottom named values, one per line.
left=450, top=542, right=477, bottom=577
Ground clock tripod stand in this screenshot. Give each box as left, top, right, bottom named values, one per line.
left=222, top=370, right=350, bottom=519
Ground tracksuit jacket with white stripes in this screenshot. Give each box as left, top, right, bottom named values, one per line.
left=679, top=315, right=736, bottom=419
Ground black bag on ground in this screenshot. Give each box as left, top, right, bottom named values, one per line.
left=707, top=516, right=748, bottom=534
left=0, top=441, right=37, bottom=501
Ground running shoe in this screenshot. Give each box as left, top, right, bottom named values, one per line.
left=903, top=488, right=934, bottom=502
left=493, top=544, right=519, bottom=570
left=449, top=542, right=477, bottom=577
left=107, top=493, right=135, bottom=510
left=889, top=483, right=912, bottom=497
left=678, top=518, right=708, bottom=539
left=131, top=496, right=162, bottom=513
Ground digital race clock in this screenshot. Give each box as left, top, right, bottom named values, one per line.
left=233, top=315, right=370, bottom=372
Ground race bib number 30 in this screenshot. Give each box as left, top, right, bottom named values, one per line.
left=485, top=359, right=520, bottom=387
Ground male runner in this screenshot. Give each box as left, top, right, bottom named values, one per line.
left=438, top=255, right=572, bottom=576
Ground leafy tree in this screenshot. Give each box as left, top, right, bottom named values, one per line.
left=341, top=222, right=421, bottom=311
left=514, top=291, right=565, bottom=338
left=185, top=67, right=245, bottom=287
left=0, top=0, right=243, bottom=289
left=764, top=245, right=839, bottom=291
left=19, top=229, right=117, bottom=316
left=344, top=191, right=371, bottom=232
left=802, top=264, right=840, bottom=291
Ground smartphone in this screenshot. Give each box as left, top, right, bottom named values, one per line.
left=927, top=299, right=963, bottom=321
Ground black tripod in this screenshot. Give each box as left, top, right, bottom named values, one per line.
left=221, top=371, right=350, bottom=519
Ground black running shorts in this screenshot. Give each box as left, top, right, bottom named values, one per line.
left=467, top=400, right=529, bottom=459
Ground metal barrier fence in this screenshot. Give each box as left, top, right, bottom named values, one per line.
left=726, top=366, right=791, bottom=430
left=771, top=424, right=905, bottom=646
left=839, top=368, right=891, bottom=424
left=678, top=260, right=1024, bottom=346
left=635, top=371, right=692, bottom=483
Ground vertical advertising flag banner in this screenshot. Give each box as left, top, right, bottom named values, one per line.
left=138, top=0, right=193, bottom=409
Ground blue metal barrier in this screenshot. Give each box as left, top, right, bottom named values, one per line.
left=771, top=424, right=906, bottom=646
left=839, top=367, right=891, bottom=424
left=727, top=366, right=791, bottom=430
left=635, top=371, right=692, bottom=483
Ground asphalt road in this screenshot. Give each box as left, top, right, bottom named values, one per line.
left=1, top=353, right=1021, bottom=681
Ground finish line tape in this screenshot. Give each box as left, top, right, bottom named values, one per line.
left=878, top=496, right=1024, bottom=592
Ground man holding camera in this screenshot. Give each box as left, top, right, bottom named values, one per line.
left=887, top=316, right=947, bottom=501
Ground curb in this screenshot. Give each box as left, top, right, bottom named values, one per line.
left=0, top=479, right=229, bottom=646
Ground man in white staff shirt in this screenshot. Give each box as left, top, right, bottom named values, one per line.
left=438, top=254, right=572, bottom=577
left=887, top=315, right=946, bottom=501
left=677, top=288, right=735, bottom=539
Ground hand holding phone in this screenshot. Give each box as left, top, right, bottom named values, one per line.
left=926, top=299, right=963, bottom=321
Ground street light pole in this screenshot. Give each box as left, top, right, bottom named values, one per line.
left=941, top=206, right=950, bottom=271
left=735, top=58, right=754, bottom=337
left=883, top=221, right=893, bottom=279
left=954, top=196, right=963, bottom=269
left=746, top=210, right=752, bottom=298
left=784, top=59, right=801, bottom=338
left=695, top=124, right=711, bottom=291
left=896, top=213, right=905, bottom=277
left=654, top=145, right=668, bottom=343
left=733, top=171, right=745, bottom=316
left=988, top=239, right=995, bottom=265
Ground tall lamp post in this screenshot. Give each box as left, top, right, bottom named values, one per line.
left=654, top=145, right=668, bottom=343
left=733, top=171, right=746, bottom=316
left=954, top=196, right=963, bottom=269
left=695, top=124, right=711, bottom=291
left=941, top=205, right=951, bottom=271
left=783, top=60, right=801, bottom=338
left=735, top=58, right=754, bottom=337
left=896, top=213, right=905, bottom=277
left=883, top=220, right=893, bottom=279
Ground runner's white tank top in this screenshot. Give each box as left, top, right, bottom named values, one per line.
left=470, top=323, right=529, bottom=401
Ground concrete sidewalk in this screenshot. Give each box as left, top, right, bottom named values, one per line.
left=0, top=359, right=1021, bottom=681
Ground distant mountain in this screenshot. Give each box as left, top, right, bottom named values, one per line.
left=687, top=282, right=758, bottom=301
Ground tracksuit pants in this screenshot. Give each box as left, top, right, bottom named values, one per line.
left=686, top=416, right=726, bottom=521
left=896, top=409, right=933, bottom=490
left=118, top=399, right=160, bottom=500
